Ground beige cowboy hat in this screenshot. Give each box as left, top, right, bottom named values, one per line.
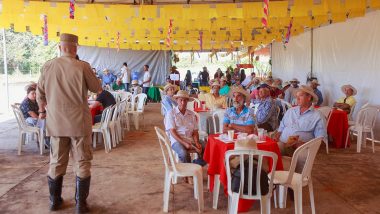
left=173, top=90, right=194, bottom=101
left=131, top=80, right=139, bottom=85
left=228, top=86, right=251, bottom=104
left=290, top=78, right=300, bottom=83
left=310, top=79, right=320, bottom=86
left=295, top=85, right=319, bottom=104
left=341, top=84, right=357, bottom=96
left=103, top=69, right=109, bottom=73
left=24, top=81, right=37, bottom=91
left=211, top=81, right=221, bottom=88
left=164, top=83, right=176, bottom=93
left=283, top=81, right=290, bottom=86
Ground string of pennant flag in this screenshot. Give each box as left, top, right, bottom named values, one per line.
left=0, top=0, right=379, bottom=51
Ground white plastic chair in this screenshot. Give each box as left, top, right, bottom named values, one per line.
left=277, top=98, right=292, bottom=114
left=225, top=149, right=278, bottom=214
left=154, top=127, right=204, bottom=213
left=129, top=93, right=147, bottom=130
left=212, top=109, right=226, bottom=134
left=92, top=106, right=113, bottom=153
left=347, top=102, right=356, bottom=121
left=11, top=104, right=44, bottom=155
left=193, top=111, right=208, bottom=141
left=109, top=104, right=120, bottom=147
left=345, top=106, right=379, bottom=153
left=348, top=102, right=369, bottom=126
left=270, top=137, right=322, bottom=214
left=316, top=106, right=332, bottom=154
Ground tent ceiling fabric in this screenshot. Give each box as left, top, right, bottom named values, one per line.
left=0, top=0, right=379, bottom=51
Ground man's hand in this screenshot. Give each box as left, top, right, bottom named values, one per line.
left=39, top=113, right=46, bottom=119
left=274, top=131, right=281, bottom=142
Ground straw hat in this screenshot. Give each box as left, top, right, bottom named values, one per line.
left=295, top=85, right=319, bottom=104
left=290, top=78, right=300, bottom=83
left=131, top=80, right=139, bottom=85
left=173, top=90, right=194, bottom=101
left=228, top=86, right=250, bottom=104
left=211, top=81, right=221, bottom=88
left=103, top=69, right=109, bottom=73
left=24, top=81, right=37, bottom=91
left=164, top=83, right=176, bottom=93
left=341, top=84, right=357, bottom=96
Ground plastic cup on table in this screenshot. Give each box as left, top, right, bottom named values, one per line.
left=228, top=130, right=235, bottom=141
left=202, top=103, right=206, bottom=110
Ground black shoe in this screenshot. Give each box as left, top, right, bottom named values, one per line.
left=75, top=176, right=91, bottom=214
left=47, top=176, right=64, bottom=211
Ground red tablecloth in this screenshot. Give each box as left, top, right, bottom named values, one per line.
left=89, top=106, right=103, bottom=124
left=194, top=107, right=210, bottom=113
left=204, top=134, right=284, bottom=212
left=327, top=109, right=349, bottom=148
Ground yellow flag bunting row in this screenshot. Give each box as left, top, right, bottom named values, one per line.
left=0, top=0, right=379, bottom=51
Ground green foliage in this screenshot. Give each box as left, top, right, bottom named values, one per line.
left=0, top=29, right=58, bottom=75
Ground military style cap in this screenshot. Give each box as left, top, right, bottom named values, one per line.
left=60, top=33, right=78, bottom=45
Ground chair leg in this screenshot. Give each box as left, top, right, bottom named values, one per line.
left=357, top=130, right=362, bottom=153
left=260, top=195, right=271, bottom=214
left=92, top=133, right=97, bottom=149
left=278, top=185, right=288, bottom=208
left=273, top=187, right=278, bottom=208
left=309, top=180, right=316, bottom=214
left=212, top=174, right=220, bottom=209
left=371, top=130, right=375, bottom=153
left=195, top=173, right=204, bottom=213
left=325, top=140, right=329, bottom=154
left=38, top=131, right=44, bottom=155
left=363, top=132, right=367, bottom=148
left=293, top=186, right=303, bottom=214
left=163, top=172, right=171, bottom=212
left=18, top=132, right=23, bottom=155
left=230, top=192, right=239, bottom=214
left=345, top=129, right=350, bottom=149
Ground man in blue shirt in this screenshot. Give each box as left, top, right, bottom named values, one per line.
left=101, top=69, right=116, bottom=87
left=252, top=84, right=278, bottom=132
left=223, top=86, right=256, bottom=134
left=309, top=79, right=323, bottom=106
left=275, top=85, right=327, bottom=157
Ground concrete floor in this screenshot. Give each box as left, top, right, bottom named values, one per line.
left=0, top=103, right=379, bottom=214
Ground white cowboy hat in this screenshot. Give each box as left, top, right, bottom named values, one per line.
left=228, top=86, right=250, bottom=104
left=173, top=90, right=194, bottom=101
left=290, top=78, right=300, bottom=83
left=164, top=83, right=176, bottom=93
left=131, top=80, right=139, bottom=85
left=295, top=85, right=319, bottom=104
left=341, top=84, right=357, bottom=96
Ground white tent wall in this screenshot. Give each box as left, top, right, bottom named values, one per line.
left=77, top=46, right=170, bottom=85
left=272, top=10, right=380, bottom=139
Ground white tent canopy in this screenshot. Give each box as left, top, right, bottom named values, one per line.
left=272, top=10, right=380, bottom=139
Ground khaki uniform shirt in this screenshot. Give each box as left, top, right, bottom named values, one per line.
left=37, top=56, right=101, bottom=137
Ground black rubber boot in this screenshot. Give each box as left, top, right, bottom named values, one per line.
left=47, top=176, right=64, bottom=211
left=75, top=176, right=91, bottom=214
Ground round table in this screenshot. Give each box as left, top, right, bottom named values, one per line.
left=89, top=105, right=103, bottom=124
left=204, top=134, right=283, bottom=212
left=327, top=109, right=349, bottom=148
left=147, top=87, right=161, bottom=102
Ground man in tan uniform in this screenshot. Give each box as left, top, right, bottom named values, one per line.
left=37, top=33, right=101, bottom=213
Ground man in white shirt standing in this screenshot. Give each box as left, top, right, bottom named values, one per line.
left=142, top=64, right=151, bottom=95
left=121, top=62, right=131, bottom=92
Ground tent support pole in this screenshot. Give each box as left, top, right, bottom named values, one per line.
left=2, top=28, right=10, bottom=111
left=311, top=28, right=314, bottom=78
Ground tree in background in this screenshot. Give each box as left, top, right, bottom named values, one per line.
left=0, top=29, right=58, bottom=75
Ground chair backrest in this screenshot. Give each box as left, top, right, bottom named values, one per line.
left=154, top=127, right=178, bottom=173
left=99, top=106, right=111, bottom=128
left=317, top=106, right=332, bottom=125
left=278, top=99, right=292, bottom=114
left=11, top=104, right=27, bottom=130
left=111, top=103, right=120, bottom=121
left=286, top=137, right=322, bottom=185
left=225, top=149, right=278, bottom=199
left=136, top=93, right=147, bottom=112
left=212, top=109, right=226, bottom=134
left=355, top=106, right=379, bottom=129
left=187, top=100, right=195, bottom=111
left=193, top=98, right=201, bottom=108
left=348, top=102, right=356, bottom=120
left=193, top=111, right=202, bottom=131
left=103, top=105, right=115, bottom=127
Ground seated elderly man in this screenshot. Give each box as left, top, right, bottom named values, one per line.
left=333, top=84, right=357, bottom=114
left=165, top=90, right=203, bottom=164
left=202, top=81, right=227, bottom=109
left=252, top=84, right=278, bottom=132
left=130, top=80, right=143, bottom=96
left=223, top=86, right=256, bottom=134
left=275, top=85, right=327, bottom=161
left=309, top=79, right=323, bottom=106
left=161, top=83, right=177, bottom=115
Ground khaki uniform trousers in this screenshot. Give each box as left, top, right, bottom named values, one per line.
left=48, top=135, right=93, bottom=179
